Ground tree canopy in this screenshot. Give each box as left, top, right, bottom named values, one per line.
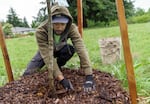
left=6, top=8, right=29, bottom=27
left=67, top=0, right=134, bottom=27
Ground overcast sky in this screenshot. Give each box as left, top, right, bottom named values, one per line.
left=0, top=0, right=150, bottom=25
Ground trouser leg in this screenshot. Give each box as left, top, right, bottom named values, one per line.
left=23, top=51, right=45, bottom=76
left=55, top=44, right=75, bottom=68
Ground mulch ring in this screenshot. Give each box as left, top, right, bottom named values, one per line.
left=0, top=68, right=131, bottom=104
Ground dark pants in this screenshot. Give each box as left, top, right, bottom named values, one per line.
left=23, top=44, right=75, bottom=76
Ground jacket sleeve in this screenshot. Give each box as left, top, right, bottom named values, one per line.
left=68, top=24, right=93, bottom=75
left=35, top=21, right=62, bottom=78
left=35, top=22, right=50, bottom=67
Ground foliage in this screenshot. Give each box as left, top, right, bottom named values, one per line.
left=109, top=20, right=119, bottom=27
left=134, top=8, right=145, bottom=16
left=22, top=17, right=29, bottom=27
left=30, top=0, right=135, bottom=28
left=6, top=8, right=29, bottom=27
left=6, top=8, right=21, bottom=27
left=27, top=32, right=35, bottom=36
left=133, top=60, right=150, bottom=96
left=2, top=23, right=13, bottom=36
left=31, top=21, right=39, bottom=28
left=123, top=0, right=135, bottom=17
left=31, top=1, right=48, bottom=28
left=128, top=14, right=150, bottom=24
left=67, top=0, right=134, bottom=27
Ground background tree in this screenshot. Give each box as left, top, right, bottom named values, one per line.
left=6, top=8, right=21, bottom=27
left=31, top=0, right=135, bottom=28
left=31, top=1, right=47, bottom=28
left=22, top=17, right=29, bottom=27
left=134, top=8, right=145, bottom=16
left=31, top=21, right=37, bottom=28
left=123, top=0, right=135, bottom=17
left=6, top=8, right=29, bottom=27
left=67, top=0, right=134, bottom=27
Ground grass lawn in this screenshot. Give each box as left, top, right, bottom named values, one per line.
left=0, top=22, right=150, bottom=101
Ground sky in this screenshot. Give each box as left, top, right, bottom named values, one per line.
left=0, top=0, right=43, bottom=24
left=0, top=0, right=150, bottom=25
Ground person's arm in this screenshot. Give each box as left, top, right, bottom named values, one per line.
left=69, top=24, right=96, bottom=92
left=69, top=24, right=92, bottom=75
left=35, top=21, right=62, bottom=79
left=35, top=22, right=49, bottom=66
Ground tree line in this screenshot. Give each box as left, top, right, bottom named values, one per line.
left=1, top=0, right=150, bottom=29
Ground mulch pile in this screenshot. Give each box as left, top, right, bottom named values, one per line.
left=0, top=68, right=131, bottom=104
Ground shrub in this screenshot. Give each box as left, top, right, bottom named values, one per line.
left=2, top=23, right=13, bottom=36
left=109, top=20, right=119, bottom=27
left=27, top=32, right=35, bottom=36
left=128, top=14, right=150, bottom=24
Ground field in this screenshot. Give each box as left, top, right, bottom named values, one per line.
left=0, top=22, right=150, bottom=102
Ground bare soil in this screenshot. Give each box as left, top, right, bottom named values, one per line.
left=0, top=68, right=131, bottom=104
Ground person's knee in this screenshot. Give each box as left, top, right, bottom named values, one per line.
left=56, top=45, right=75, bottom=67
left=62, top=44, right=75, bottom=56
left=23, top=51, right=45, bottom=76
left=23, top=68, right=39, bottom=76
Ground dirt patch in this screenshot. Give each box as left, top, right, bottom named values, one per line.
left=0, top=68, right=130, bottom=104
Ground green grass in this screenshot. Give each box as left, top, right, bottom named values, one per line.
left=83, top=23, right=150, bottom=98
left=0, top=22, right=150, bottom=100
left=0, top=36, right=38, bottom=84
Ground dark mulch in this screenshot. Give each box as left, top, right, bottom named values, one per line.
left=0, top=68, right=131, bottom=104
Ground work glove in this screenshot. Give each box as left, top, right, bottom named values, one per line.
left=83, top=75, right=96, bottom=92
left=60, top=78, right=74, bottom=90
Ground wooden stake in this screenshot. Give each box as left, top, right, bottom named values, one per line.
left=116, top=0, right=137, bottom=104
left=77, top=0, right=83, bottom=37
left=0, top=23, right=14, bottom=82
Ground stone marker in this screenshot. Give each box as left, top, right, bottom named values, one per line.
left=99, top=37, right=121, bottom=64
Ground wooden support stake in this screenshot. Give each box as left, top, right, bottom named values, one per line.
left=116, top=0, right=137, bottom=104
left=77, top=0, right=83, bottom=37
left=0, top=23, right=14, bottom=82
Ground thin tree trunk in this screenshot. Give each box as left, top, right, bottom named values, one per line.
left=46, top=0, right=57, bottom=98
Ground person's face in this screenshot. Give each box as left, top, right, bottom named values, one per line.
left=53, top=23, right=67, bottom=35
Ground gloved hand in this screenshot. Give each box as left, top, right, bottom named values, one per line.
left=83, top=75, right=96, bottom=92
left=60, top=78, right=74, bottom=90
